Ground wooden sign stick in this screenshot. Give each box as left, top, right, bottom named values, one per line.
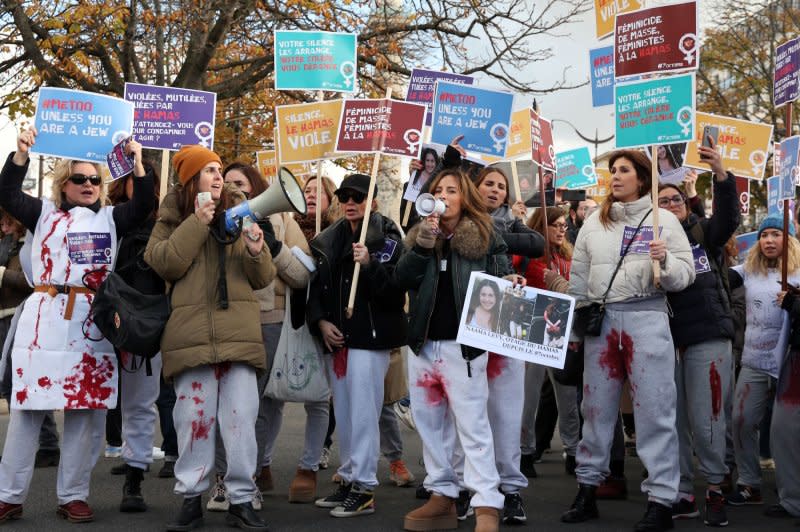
left=651, top=145, right=661, bottom=288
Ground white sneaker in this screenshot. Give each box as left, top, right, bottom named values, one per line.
left=152, top=447, right=165, bottom=460
left=252, top=490, right=263, bottom=511
left=207, top=475, right=230, bottom=511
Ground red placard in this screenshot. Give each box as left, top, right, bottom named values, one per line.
left=736, top=176, right=750, bottom=215
left=335, top=99, right=426, bottom=157
left=614, top=1, right=698, bottom=79
left=531, top=110, right=556, bottom=172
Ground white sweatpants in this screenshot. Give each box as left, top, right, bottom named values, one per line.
left=409, top=340, right=504, bottom=510
left=732, top=366, right=774, bottom=488
left=173, top=362, right=258, bottom=504
left=120, top=353, right=162, bottom=470
left=326, top=348, right=389, bottom=489
left=0, top=409, right=105, bottom=504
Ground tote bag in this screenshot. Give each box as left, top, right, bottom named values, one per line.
left=264, top=287, right=329, bottom=403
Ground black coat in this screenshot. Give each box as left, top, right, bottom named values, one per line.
left=667, top=174, right=740, bottom=348
left=306, top=212, right=406, bottom=351
left=115, top=218, right=165, bottom=297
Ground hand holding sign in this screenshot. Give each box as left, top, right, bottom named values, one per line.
left=14, top=126, right=37, bottom=165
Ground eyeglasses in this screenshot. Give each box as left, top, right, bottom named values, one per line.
left=68, top=174, right=102, bottom=186
left=658, top=195, right=685, bottom=208
left=335, top=190, right=366, bottom=204
left=549, top=222, right=568, bottom=231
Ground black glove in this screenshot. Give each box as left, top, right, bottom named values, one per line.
left=782, top=290, right=797, bottom=312
left=258, top=218, right=282, bottom=257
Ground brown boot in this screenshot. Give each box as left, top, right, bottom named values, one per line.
left=404, top=494, right=457, bottom=531
left=288, top=468, right=317, bottom=503
left=474, top=506, right=499, bottom=532
left=255, top=466, right=273, bottom=493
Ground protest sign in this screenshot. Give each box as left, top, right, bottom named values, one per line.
left=531, top=110, right=556, bottom=172
left=508, top=109, right=534, bottom=159
left=682, top=112, right=773, bottom=180
left=594, top=0, right=642, bottom=40
left=647, top=142, right=692, bottom=185
left=275, top=100, right=343, bottom=164
left=734, top=231, right=758, bottom=265
left=555, top=147, right=597, bottom=190
left=256, top=150, right=314, bottom=184
left=273, top=30, right=357, bottom=92
left=590, top=46, right=615, bottom=107
left=431, top=81, right=514, bottom=158
left=775, top=37, right=800, bottom=107
left=615, top=74, right=695, bottom=148
left=106, top=137, right=134, bottom=180
left=34, top=87, right=134, bottom=163
left=768, top=175, right=782, bottom=215
left=406, top=68, right=474, bottom=126
left=124, top=83, right=216, bottom=151
left=335, top=98, right=426, bottom=157
left=737, top=177, right=751, bottom=215
left=487, top=160, right=537, bottom=204
left=456, top=272, right=574, bottom=369
left=615, top=1, right=698, bottom=79
left=779, top=136, right=800, bottom=200
left=586, top=167, right=612, bottom=199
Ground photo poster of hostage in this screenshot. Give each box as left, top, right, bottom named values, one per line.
left=488, top=159, right=544, bottom=206
left=403, top=142, right=488, bottom=204
left=456, top=271, right=575, bottom=369
left=646, top=142, right=693, bottom=185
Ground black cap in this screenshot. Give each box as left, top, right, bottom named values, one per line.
left=337, top=173, right=376, bottom=196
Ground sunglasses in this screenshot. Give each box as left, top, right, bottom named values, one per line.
left=336, top=190, right=366, bottom=204
left=69, top=174, right=102, bottom=186
left=658, top=194, right=685, bottom=208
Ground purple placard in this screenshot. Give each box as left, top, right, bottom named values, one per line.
left=406, top=68, right=474, bottom=126
left=106, top=137, right=134, bottom=180
left=775, top=38, right=800, bottom=107
left=67, top=232, right=113, bottom=264
left=124, top=83, right=217, bottom=151
left=619, top=225, right=662, bottom=255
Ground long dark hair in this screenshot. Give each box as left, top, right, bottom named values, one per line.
left=598, top=149, right=652, bottom=228
left=467, top=278, right=501, bottom=329
left=426, top=169, right=493, bottom=245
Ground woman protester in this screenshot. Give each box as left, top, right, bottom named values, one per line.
left=398, top=168, right=525, bottom=532
left=217, top=162, right=324, bottom=506
left=308, top=173, right=407, bottom=518
left=656, top=142, right=739, bottom=526
left=514, top=207, right=581, bottom=480
left=726, top=214, right=800, bottom=508
left=0, top=127, right=154, bottom=524
left=145, top=145, right=275, bottom=532
left=0, top=209, right=31, bottom=370
left=562, top=149, right=695, bottom=532
left=769, top=277, right=800, bottom=519
left=106, top=161, right=166, bottom=513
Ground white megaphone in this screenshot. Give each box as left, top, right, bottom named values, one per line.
left=224, top=166, right=307, bottom=234
left=415, top=193, right=446, bottom=217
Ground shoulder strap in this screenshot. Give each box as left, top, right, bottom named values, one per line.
left=601, top=208, right=652, bottom=305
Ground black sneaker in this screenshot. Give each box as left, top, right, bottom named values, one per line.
left=226, top=501, right=269, bottom=531
left=159, top=460, right=175, bottom=478
left=672, top=497, right=699, bottom=519
left=704, top=491, right=728, bottom=527
left=329, top=486, right=374, bottom=517
left=502, top=492, right=527, bottom=524
left=726, top=485, right=762, bottom=506
left=456, top=490, right=473, bottom=521
left=635, top=501, right=674, bottom=532
left=315, top=482, right=351, bottom=508
left=519, top=454, right=538, bottom=478
left=764, top=504, right=793, bottom=518
left=415, top=484, right=431, bottom=500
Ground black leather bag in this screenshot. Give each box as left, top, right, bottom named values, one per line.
left=89, top=271, right=170, bottom=358
left=552, top=342, right=584, bottom=386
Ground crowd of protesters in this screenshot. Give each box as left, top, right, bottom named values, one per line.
left=0, top=125, right=798, bottom=532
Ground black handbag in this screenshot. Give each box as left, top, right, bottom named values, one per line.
left=572, top=209, right=651, bottom=338
left=88, top=270, right=170, bottom=358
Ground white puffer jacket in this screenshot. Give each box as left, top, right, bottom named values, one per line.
left=569, top=195, right=695, bottom=304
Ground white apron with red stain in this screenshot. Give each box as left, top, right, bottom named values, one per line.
left=11, top=199, right=118, bottom=410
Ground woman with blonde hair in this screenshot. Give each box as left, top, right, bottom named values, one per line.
left=726, top=214, right=800, bottom=507
left=561, top=149, right=694, bottom=532
left=514, top=207, right=580, bottom=481
left=398, top=168, right=524, bottom=532
left=0, top=127, right=154, bottom=524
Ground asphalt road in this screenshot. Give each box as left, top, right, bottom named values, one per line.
left=0, top=403, right=796, bottom=531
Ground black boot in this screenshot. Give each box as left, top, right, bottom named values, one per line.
left=565, top=454, right=577, bottom=476
left=166, top=496, right=203, bottom=531
left=561, top=484, right=599, bottom=523
left=634, top=501, right=673, bottom=532
left=520, top=453, right=538, bottom=478
left=120, top=465, right=147, bottom=513
left=226, top=501, right=269, bottom=531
